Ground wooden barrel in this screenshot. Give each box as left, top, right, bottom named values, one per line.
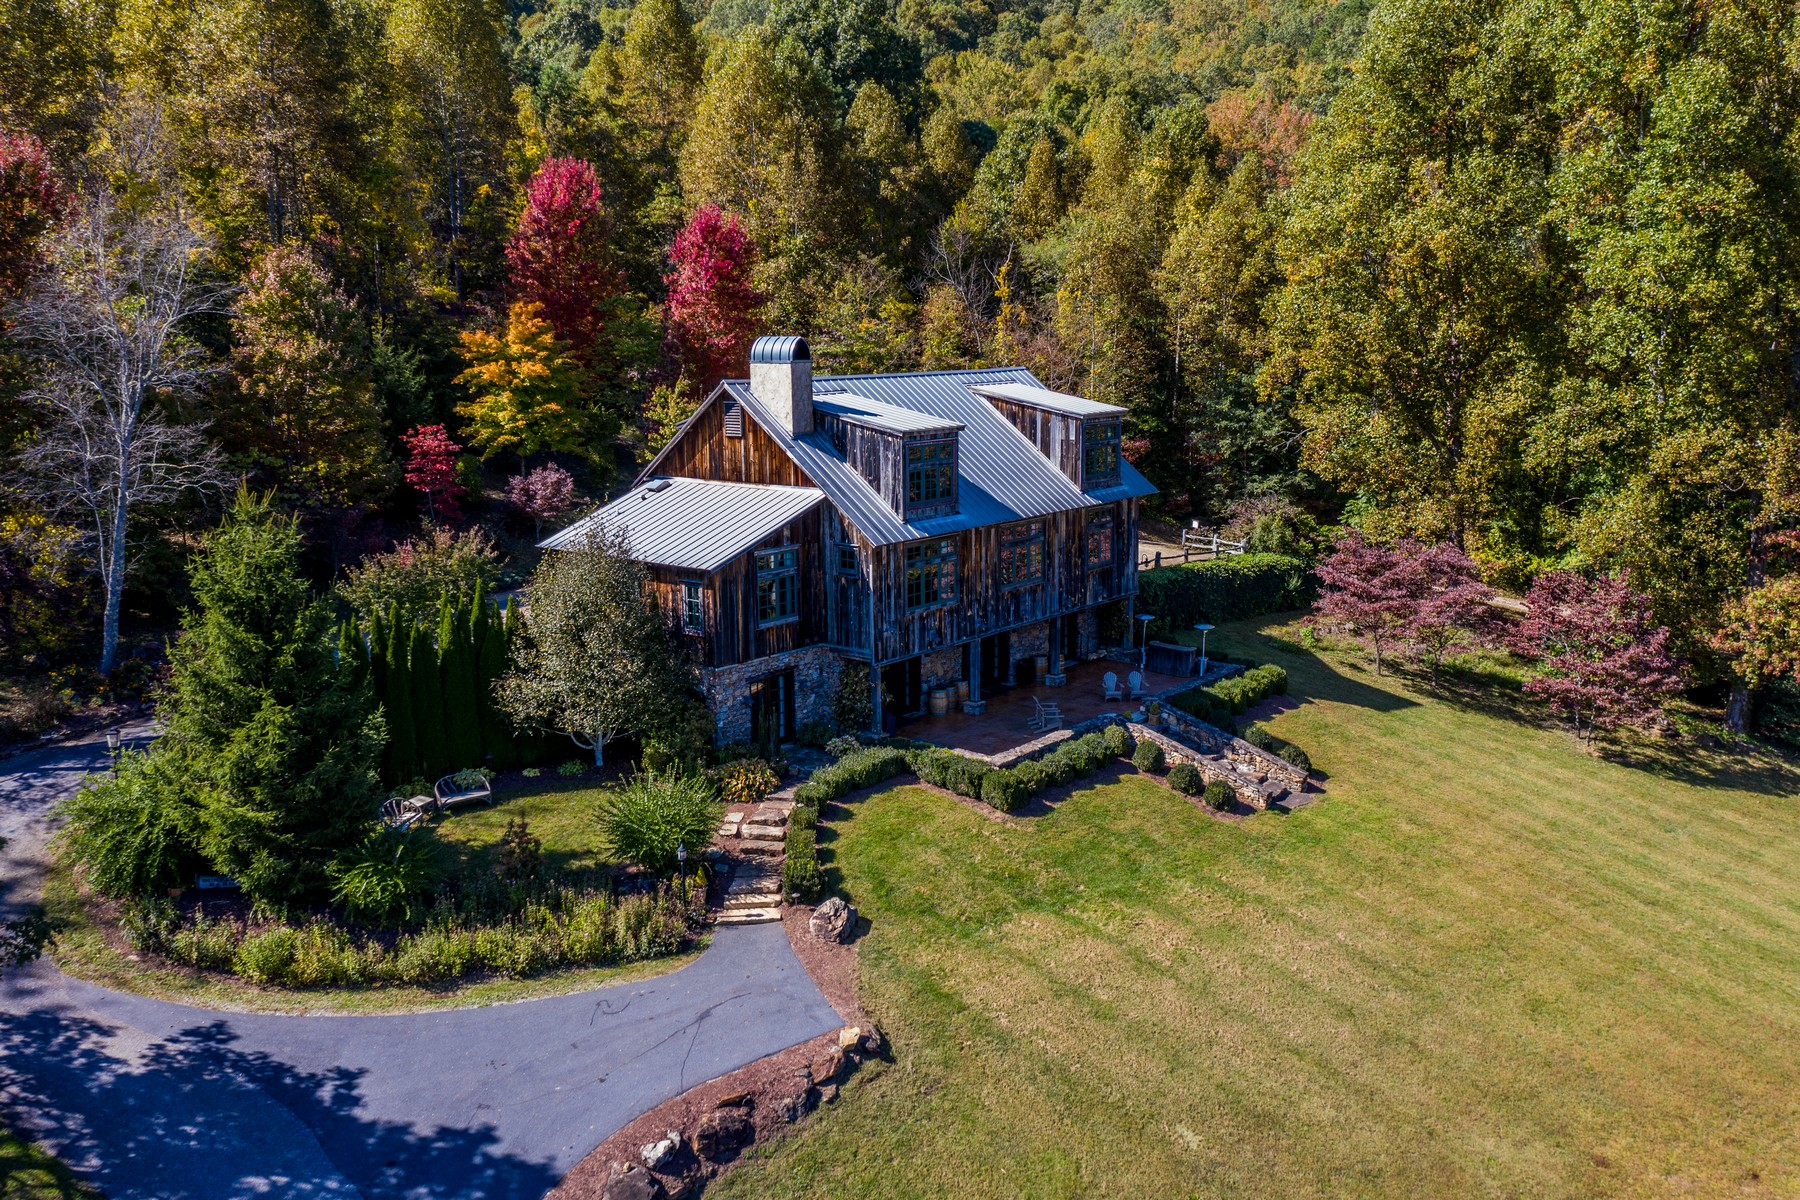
left=928, top=688, right=951, bottom=716
left=1033, top=654, right=1049, bottom=678
left=955, top=679, right=970, bottom=702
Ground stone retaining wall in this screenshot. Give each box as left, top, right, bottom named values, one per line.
left=1158, top=707, right=1310, bottom=789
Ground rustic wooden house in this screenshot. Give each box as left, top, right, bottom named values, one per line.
left=542, top=336, right=1158, bottom=745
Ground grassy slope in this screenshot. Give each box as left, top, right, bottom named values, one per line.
left=47, top=781, right=702, bottom=1015
left=711, top=619, right=1800, bottom=1200
left=0, top=1129, right=97, bottom=1200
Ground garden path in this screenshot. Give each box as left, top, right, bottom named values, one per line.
left=0, top=726, right=843, bottom=1199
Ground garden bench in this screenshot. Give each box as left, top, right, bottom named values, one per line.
left=433, top=771, right=494, bottom=811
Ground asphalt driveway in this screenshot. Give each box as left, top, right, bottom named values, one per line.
left=0, top=727, right=843, bottom=1199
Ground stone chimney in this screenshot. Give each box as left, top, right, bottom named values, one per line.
left=749, top=335, right=813, bottom=435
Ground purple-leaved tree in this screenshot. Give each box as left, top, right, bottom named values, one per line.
left=1313, top=534, right=1417, bottom=674
left=1509, top=571, right=1683, bottom=744
left=1403, top=542, right=1494, bottom=676
left=506, top=462, right=577, bottom=540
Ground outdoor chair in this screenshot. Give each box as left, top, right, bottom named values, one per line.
left=1128, top=671, right=1146, bottom=700
left=381, top=795, right=433, bottom=830
left=1028, top=695, right=1063, bottom=732
left=1102, top=671, right=1123, bottom=701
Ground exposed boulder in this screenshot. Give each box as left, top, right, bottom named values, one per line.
left=639, top=1130, right=681, bottom=1171
left=809, top=896, right=856, bottom=942
left=600, top=1163, right=664, bottom=1200
left=692, top=1106, right=752, bottom=1159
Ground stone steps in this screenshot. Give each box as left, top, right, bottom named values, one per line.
left=715, top=907, right=782, bottom=925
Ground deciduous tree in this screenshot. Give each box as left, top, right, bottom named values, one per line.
left=663, top=205, right=764, bottom=393
left=1312, top=535, right=1419, bottom=675
left=505, top=462, right=577, bottom=539
left=455, top=301, right=593, bottom=468
left=400, top=423, right=466, bottom=522
left=506, top=157, right=623, bottom=362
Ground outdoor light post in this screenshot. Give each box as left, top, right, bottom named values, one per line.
left=676, top=843, right=687, bottom=902
left=105, top=727, right=121, bottom=773
left=1137, top=613, right=1155, bottom=670
left=1193, top=624, right=1214, bottom=677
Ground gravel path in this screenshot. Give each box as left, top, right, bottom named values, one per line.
left=0, top=727, right=842, bottom=1199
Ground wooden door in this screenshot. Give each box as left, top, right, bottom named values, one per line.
left=749, top=671, right=795, bottom=749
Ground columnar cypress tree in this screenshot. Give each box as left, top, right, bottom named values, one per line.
left=382, top=605, right=417, bottom=785
left=440, top=596, right=483, bottom=769
left=411, top=621, right=448, bottom=779
left=476, top=597, right=513, bottom=768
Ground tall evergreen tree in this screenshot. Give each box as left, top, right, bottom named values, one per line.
left=410, top=619, right=448, bottom=779
left=439, top=595, right=483, bottom=768
left=159, top=488, right=384, bottom=904
left=382, top=602, right=417, bottom=784
left=476, top=596, right=513, bottom=767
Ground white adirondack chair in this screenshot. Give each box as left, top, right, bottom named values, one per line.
left=1029, top=695, right=1063, bottom=732
left=1127, top=671, right=1145, bottom=699
left=1102, top=671, right=1123, bottom=700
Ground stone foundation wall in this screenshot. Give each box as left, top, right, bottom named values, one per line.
left=701, top=645, right=847, bottom=745
left=920, top=646, right=964, bottom=692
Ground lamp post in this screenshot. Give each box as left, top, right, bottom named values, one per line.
left=1192, top=624, right=1214, bottom=677
left=676, top=843, right=688, bottom=903
left=105, top=727, right=121, bottom=773
left=1136, top=613, right=1154, bottom=670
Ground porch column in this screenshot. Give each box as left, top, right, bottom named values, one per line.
left=869, top=659, right=884, bottom=734
left=963, top=639, right=986, bottom=714
left=1045, top=618, right=1067, bottom=688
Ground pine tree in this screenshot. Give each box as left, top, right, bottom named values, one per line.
left=411, top=620, right=448, bottom=779
left=382, top=604, right=417, bottom=785
left=439, top=595, right=483, bottom=769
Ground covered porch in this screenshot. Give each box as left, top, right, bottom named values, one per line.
left=895, top=657, right=1194, bottom=757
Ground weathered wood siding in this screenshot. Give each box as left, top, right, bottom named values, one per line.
left=822, top=504, right=873, bottom=652
left=986, top=396, right=1084, bottom=487
left=820, top=414, right=904, bottom=515
left=868, top=498, right=1140, bottom=664
left=656, top=391, right=815, bottom=487
left=648, top=509, right=826, bottom=668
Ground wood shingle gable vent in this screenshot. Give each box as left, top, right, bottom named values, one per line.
left=723, top=398, right=744, bottom=438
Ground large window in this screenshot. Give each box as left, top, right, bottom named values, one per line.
left=906, top=439, right=957, bottom=516
left=1083, top=420, right=1122, bottom=489
left=1085, top=510, right=1115, bottom=569
left=904, top=537, right=958, bottom=610
left=756, top=546, right=798, bottom=626
left=998, top=520, right=1045, bottom=588
left=680, top=580, right=704, bottom=632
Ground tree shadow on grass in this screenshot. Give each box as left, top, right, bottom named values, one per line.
left=0, top=1001, right=560, bottom=1200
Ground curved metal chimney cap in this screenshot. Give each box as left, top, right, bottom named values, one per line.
left=749, top=335, right=811, bottom=364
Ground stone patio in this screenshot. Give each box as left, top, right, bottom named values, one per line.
left=895, top=657, right=1196, bottom=757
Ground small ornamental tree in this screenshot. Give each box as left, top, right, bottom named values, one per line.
left=0, top=132, right=68, bottom=295
left=664, top=205, right=765, bottom=394
left=505, top=462, right=578, bottom=539
left=456, top=301, right=592, bottom=470
left=1713, top=576, right=1800, bottom=691
left=497, top=525, right=696, bottom=766
left=506, top=157, right=623, bottom=362
left=1312, top=534, right=1416, bottom=674
left=1403, top=542, right=1494, bottom=676
left=401, top=424, right=465, bottom=522
left=1509, top=571, right=1684, bottom=744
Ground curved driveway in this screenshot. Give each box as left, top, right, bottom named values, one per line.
left=0, top=728, right=843, bottom=1199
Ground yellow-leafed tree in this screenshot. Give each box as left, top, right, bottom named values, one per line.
left=455, top=301, right=592, bottom=470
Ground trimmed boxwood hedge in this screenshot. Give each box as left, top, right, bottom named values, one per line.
left=1136, top=554, right=1314, bottom=632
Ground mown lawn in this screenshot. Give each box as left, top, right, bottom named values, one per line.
left=711, top=617, right=1800, bottom=1200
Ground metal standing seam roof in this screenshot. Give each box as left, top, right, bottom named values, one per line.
left=812, top=391, right=964, bottom=436
left=967, top=380, right=1128, bottom=417
left=538, top=477, right=825, bottom=571
left=717, top=367, right=1157, bottom=547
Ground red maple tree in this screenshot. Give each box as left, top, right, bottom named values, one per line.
left=401, top=424, right=465, bottom=523
left=506, top=157, right=622, bottom=361
left=0, top=132, right=69, bottom=295
left=1313, top=534, right=1420, bottom=674
left=664, top=204, right=765, bottom=394
left=1509, top=571, right=1683, bottom=743
left=1403, top=541, right=1495, bottom=675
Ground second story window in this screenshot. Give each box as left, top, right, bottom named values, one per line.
left=1086, top=511, right=1115, bottom=569
left=905, top=537, right=958, bottom=610
left=1083, top=420, right=1122, bottom=489
left=681, top=580, right=704, bottom=632
left=999, top=520, right=1044, bottom=587
left=836, top=543, right=859, bottom=574
left=906, top=439, right=957, bottom=517
left=756, top=547, right=798, bottom=626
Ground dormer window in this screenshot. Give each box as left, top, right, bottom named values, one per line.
left=905, top=439, right=958, bottom=518
left=1083, top=420, right=1121, bottom=489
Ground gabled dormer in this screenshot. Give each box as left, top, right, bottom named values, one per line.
left=813, top=391, right=965, bottom=520
left=968, top=382, right=1127, bottom=493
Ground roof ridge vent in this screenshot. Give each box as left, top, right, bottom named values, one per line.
left=644, top=479, right=673, bottom=493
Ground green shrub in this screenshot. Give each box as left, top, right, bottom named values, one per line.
left=824, top=735, right=863, bottom=759
left=715, top=757, right=779, bottom=806
left=598, top=769, right=722, bottom=873
left=980, top=770, right=1027, bottom=812
left=1131, top=739, right=1166, bottom=773
left=1102, top=724, right=1133, bottom=758
left=167, top=914, right=241, bottom=970
left=788, top=802, right=819, bottom=835
left=613, top=890, right=687, bottom=960
left=1249, top=663, right=1289, bottom=696
left=384, top=923, right=476, bottom=985
left=1279, top=743, right=1313, bottom=773
left=289, top=922, right=363, bottom=987
left=806, top=746, right=910, bottom=800
left=233, top=925, right=301, bottom=985
left=328, top=828, right=441, bottom=927
left=557, top=760, right=587, bottom=778
left=1166, top=762, right=1203, bottom=795
left=797, top=720, right=836, bottom=748
left=1040, top=751, right=1076, bottom=786
left=1012, top=760, right=1047, bottom=793
left=1203, top=780, right=1235, bottom=811
left=1136, top=553, right=1314, bottom=632
left=783, top=828, right=822, bottom=902
left=792, top=781, right=828, bottom=808
left=943, top=756, right=992, bottom=798
left=119, top=897, right=180, bottom=954
left=54, top=749, right=200, bottom=898
left=1073, top=732, right=1111, bottom=772
left=1242, top=723, right=1277, bottom=752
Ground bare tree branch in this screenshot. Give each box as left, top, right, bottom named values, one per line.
left=9, top=188, right=232, bottom=674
